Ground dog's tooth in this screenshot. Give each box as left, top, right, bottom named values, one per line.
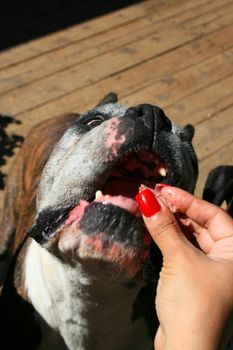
left=95, top=190, right=103, bottom=199
left=158, top=167, right=167, bottom=177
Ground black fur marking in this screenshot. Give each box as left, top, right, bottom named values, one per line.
left=79, top=202, right=144, bottom=247
left=28, top=207, right=71, bottom=244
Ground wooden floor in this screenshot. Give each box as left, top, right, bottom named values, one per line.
left=0, top=0, right=233, bottom=212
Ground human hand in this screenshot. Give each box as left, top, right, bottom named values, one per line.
left=136, top=186, right=233, bottom=350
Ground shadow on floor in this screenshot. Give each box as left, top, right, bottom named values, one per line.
left=0, top=116, right=24, bottom=190
left=0, top=0, right=142, bottom=51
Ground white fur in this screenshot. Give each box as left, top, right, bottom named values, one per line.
left=171, top=122, right=182, bottom=135
left=24, top=239, right=152, bottom=350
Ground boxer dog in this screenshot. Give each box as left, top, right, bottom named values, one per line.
left=203, top=165, right=233, bottom=217
left=0, top=93, right=198, bottom=349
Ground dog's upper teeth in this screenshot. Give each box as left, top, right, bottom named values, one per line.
left=95, top=190, right=103, bottom=199
left=158, top=167, right=167, bottom=177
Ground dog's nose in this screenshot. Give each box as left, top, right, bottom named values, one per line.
left=124, top=104, right=172, bottom=132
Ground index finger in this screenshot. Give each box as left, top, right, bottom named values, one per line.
left=160, top=186, right=233, bottom=240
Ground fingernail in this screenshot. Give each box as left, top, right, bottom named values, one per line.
left=155, top=183, right=171, bottom=191
left=136, top=189, right=161, bottom=217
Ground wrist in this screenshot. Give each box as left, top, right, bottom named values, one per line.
left=160, top=329, right=222, bottom=350
left=157, top=306, right=227, bottom=350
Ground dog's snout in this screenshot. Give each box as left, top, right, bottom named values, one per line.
left=152, top=105, right=172, bottom=132
left=124, top=104, right=172, bottom=132
left=124, top=104, right=153, bottom=119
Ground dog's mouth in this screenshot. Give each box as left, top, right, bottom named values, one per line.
left=51, top=149, right=167, bottom=277
left=66, top=149, right=167, bottom=225
left=28, top=148, right=167, bottom=278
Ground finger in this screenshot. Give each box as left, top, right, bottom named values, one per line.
left=176, top=213, right=215, bottom=253
left=136, top=189, right=190, bottom=258
left=159, top=186, right=233, bottom=240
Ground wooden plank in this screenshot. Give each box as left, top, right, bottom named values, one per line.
left=0, top=25, right=199, bottom=116
left=0, top=0, right=200, bottom=70
left=4, top=22, right=233, bottom=139
left=193, top=105, right=233, bottom=161
left=121, top=47, right=233, bottom=113
left=1, top=1, right=233, bottom=120
left=0, top=0, right=151, bottom=69
left=0, top=0, right=222, bottom=94
left=174, top=0, right=233, bottom=24
left=195, top=141, right=233, bottom=198
left=0, top=14, right=195, bottom=95
left=0, top=7, right=233, bottom=120
left=1, top=1, right=232, bottom=119
left=184, top=103, right=233, bottom=197
left=182, top=0, right=233, bottom=34
left=165, top=73, right=233, bottom=126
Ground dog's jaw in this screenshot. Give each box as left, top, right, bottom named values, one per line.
left=24, top=239, right=153, bottom=350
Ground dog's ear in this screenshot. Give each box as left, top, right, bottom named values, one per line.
left=179, top=124, right=195, bottom=143
left=96, top=92, right=118, bottom=107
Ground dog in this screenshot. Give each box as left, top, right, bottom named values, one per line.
left=203, top=165, right=233, bottom=217
left=0, top=93, right=198, bottom=349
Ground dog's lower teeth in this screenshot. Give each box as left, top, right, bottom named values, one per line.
left=95, top=190, right=103, bottom=199
left=158, top=167, right=167, bottom=177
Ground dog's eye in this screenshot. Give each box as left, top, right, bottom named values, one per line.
left=86, top=117, right=103, bottom=127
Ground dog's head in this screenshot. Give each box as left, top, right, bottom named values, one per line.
left=28, top=102, right=198, bottom=279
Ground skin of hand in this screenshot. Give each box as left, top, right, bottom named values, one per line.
left=136, top=185, right=233, bottom=350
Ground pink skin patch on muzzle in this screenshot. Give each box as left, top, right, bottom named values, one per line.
left=84, top=235, right=143, bottom=277
left=105, top=118, right=126, bottom=161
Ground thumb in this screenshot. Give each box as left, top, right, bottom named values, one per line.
left=136, top=189, right=188, bottom=258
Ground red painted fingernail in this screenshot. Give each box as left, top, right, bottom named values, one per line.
left=135, top=189, right=161, bottom=217
left=156, top=183, right=171, bottom=191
